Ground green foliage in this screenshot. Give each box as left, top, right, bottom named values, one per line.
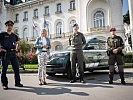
left=124, top=52, right=133, bottom=63
left=123, top=10, right=130, bottom=25
left=19, top=40, right=31, bottom=54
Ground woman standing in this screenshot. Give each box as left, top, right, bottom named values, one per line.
left=35, top=29, right=51, bottom=85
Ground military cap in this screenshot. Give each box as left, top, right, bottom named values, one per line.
left=110, top=28, right=116, bottom=32
left=73, top=23, right=78, bottom=27
left=5, top=20, right=14, bottom=26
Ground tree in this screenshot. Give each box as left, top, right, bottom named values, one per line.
left=123, top=10, right=130, bottom=25
left=19, top=40, right=31, bottom=55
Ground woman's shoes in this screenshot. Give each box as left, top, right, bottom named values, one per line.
left=42, top=81, right=47, bottom=85
left=39, top=79, right=48, bottom=85
left=39, top=81, right=43, bottom=85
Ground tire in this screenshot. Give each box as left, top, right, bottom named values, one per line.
left=46, top=73, right=56, bottom=76
left=89, top=69, right=94, bottom=72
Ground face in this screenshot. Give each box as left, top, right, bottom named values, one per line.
left=6, top=24, right=13, bottom=32
left=110, top=31, right=116, bottom=36
left=73, top=25, right=79, bottom=32
left=41, top=29, right=47, bottom=37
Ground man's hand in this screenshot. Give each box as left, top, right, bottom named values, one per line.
left=113, top=49, right=118, bottom=54
left=0, top=48, right=6, bottom=52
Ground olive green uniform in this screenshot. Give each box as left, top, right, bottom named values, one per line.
left=69, top=32, right=86, bottom=81
left=107, top=35, right=125, bottom=84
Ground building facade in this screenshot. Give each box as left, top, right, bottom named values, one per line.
left=0, top=0, right=124, bottom=51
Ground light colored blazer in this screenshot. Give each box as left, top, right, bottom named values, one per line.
left=35, top=37, right=51, bottom=55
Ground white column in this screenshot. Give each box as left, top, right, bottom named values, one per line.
left=128, top=0, right=133, bottom=50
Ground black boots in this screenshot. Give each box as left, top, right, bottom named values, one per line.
left=109, top=72, right=114, bottom=84
left=109, top=72, right=126, bottom=85
left=119, top=72, right=126, bottom=85
left=80, top=77, right=86, bottom=83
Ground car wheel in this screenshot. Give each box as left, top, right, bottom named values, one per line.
left=46, top=73, right=56, bottom=76
left=89, top=69, right=94, bottom=72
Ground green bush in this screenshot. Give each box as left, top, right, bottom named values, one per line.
left=124, top=52, right=133, bottom=63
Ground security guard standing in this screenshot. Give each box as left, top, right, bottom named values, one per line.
left=69, top=24, right=86, bottom=83
left=0, top=20, right=23, bottom=90
left=107, top=28, right=126, bottom=85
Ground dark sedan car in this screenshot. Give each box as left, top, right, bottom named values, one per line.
left=46, top=38, right=110, bottom=78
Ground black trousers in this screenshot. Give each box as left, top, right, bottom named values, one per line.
left=71, top=50, right=84, bottom=80
left=1, top=52, right=21, bottom=86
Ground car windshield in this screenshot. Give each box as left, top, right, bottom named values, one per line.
left=64, top=38, right=106, bottom=51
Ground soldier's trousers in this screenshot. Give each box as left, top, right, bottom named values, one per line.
left=71, top=50, right=84, bottom=80
left=1, top=52, right=21, bottom=86
left=108, top=54, right=125, bottom=81
left=37, top=52, right=47, bottom=80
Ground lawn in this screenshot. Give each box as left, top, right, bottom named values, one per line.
left=0, top=63, right=132, bottom=70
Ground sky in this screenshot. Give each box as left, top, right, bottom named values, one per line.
left=123, top=0, right=129, bottom=15
left=6, top=0, right=129, bottom=15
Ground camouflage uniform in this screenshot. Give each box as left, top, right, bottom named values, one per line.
left=107, top=35, right=125, bottom=84
left=69, top=32, right=86, bottom=82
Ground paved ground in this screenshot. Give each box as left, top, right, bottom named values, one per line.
left=0, top=68, right=133, bottom=100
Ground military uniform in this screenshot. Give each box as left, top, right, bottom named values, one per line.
left=107, top=35, right=125, bottom=84
left=69, top=32, right=86, bottom=82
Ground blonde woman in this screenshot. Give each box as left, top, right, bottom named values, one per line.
left=35, top=29, right=51, bottom=85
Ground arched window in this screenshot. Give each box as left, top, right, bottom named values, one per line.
left=56, top=22, right=62, bottom=35
left=23, top=28, right=28, bottom=39
left=33, top=27, right=39, bottom=38
left=70, top=20, right=76, bottom=32
left=94, top=11, right=105, bottom=28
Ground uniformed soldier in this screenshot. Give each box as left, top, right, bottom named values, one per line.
left=0, top=20, right=23, bottom=90
left=107, top=27, right=126, bottom=85
left=69, top=23, right=86, bottom=83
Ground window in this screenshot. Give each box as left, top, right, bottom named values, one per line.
left=70, top=0, right=75, bottom=10
left=94, top=11, right=105, bottom=28
left=56, top=22, right=62, bottom=35
left=57, top=3, right=62, bottom=13
left=23, top=27, right=28, bottom=39
left=33, top=27, right=39, bottom=38
left=34, top=9, right=38, bottom=18
left=23, top=11, right=28, bottom=21
left=69, top=20, right=76, bottom=32
left=44, top=6, right=49, bottom=16
left=15, top=14, right=19, bottom=23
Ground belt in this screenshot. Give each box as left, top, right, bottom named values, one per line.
left=42, top=50, right=47, bottom=52
left=6, top=49, right=16, bottom=52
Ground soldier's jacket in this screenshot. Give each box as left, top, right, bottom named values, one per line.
left=69, top=32, right=86, bottom=50
left=107, top=35, right=124, bottom=55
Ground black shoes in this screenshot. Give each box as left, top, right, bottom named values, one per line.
left=70, top=78, right=86, bottom=83
left=15, top=83, right=23, bottom=87
left=109, top=80, right=126, bottom=85
left=3, top=86, right=8, bottom=90
left=80, top=79, right=86, bottom=83
left=121, top=81, right=126, bottom=85
left=109, top=80, right=113, bottom=84
left=70, top=79, right=77, bottom=83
